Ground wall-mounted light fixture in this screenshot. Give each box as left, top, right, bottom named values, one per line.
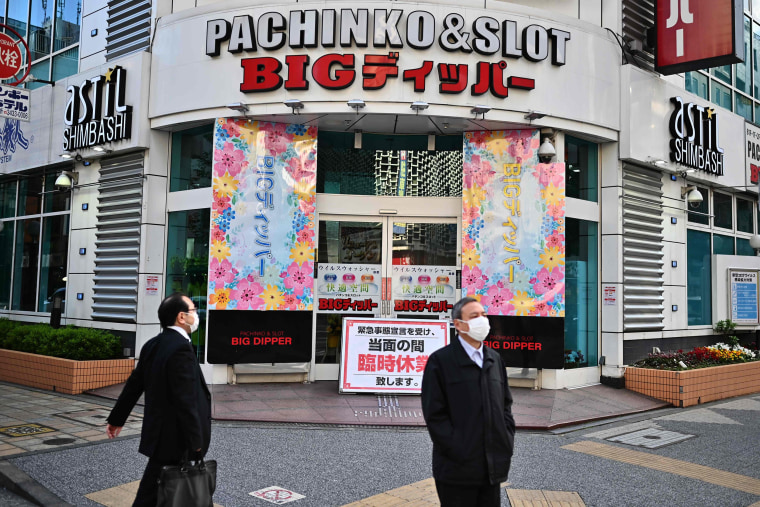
left=92, top=145, right=112, bottom=154
left=284, top=99, right=304, bottom=114
left=227, top=102, right=250, bottom=115
left=410, top=101, right=429, bottom=114
left=54, top=171, right=79, bottom=189
left=471, top=105, right=490, bottom=119
left=524, top=110, right=546, bottom=121
left=347, top=99, right=365, bottom=113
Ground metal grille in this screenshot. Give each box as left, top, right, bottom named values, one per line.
left=622, top=164, right=664, bottom=331
left=622, top=0, right=655, bottom=71
left=106, top=0, right=152, bottom=61
left=92, top=153, right=144, bottom=322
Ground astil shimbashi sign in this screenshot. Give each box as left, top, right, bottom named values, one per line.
left=205, top=8, right=571, bottom=97
left=669, top=96, right=724, bottom=176
left=62, top=65, right=132, bottom=151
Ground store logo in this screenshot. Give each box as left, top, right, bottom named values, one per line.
left=669, top=96, right=724, bottom=176
left=0, top=118, right=30, bottom=164
left=62, top=65, right=132, bottom=151
left=655, top=0, right=743, bottom=75
left=206, top=9, right=570, bottom=97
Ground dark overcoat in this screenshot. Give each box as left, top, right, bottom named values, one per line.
left=421, top=338, right=515, bottom=485
left=107, top=328, right=211, bottom=461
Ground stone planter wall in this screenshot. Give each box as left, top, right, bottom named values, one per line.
left=0, top=349, right=134, bottom=395
left=625, top=361, right=760, bottom=407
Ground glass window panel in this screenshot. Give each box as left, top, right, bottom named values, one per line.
left=0, top=179, right=16, bottom=218
left=0, top=220, right=14, bottom=310
left=52, top=47, right=78, bottom=82
left=317, top=131, right=463, bottom=197
left=713, top=233, right=735, bottom=255
left=392, top=222, right=457, bottom=266
left=712, top=65, right=732, bottom=85
left=166, top=209, right=210, bottom=362
left=12, top=218, right=40, bottom=311
left=736, top=93, right=753, bottom=121
left=737, top=237, right=755, bottom=256
left=754, top=22, right=760, bottom=99
left=755, top=0, right=760, bottom=14
left=737, top=198, right=754, bottom=233
left=54, top=0, right=80, bottom=52
left=687, top=186, right=709, bottom=225
left=28, top=59, right=50, bottom=90
left=30, top=0, right=53, bottom=61
left=16, top=175, right=41, bottom=216
left=37, top=215, right=68, bottom=312
left=565, top=135, right=598, bottom=202
left=685, top=71, right=708, bottom=100
left=713, top=192, right=732, bottom=229
left=170, top=125, right=213, bottom=192
left=564, top=218, right=598, bottom=368
left=318, top=221, right=382, bottom=264
left=0, top=1, right=5, bottom=25
left=711, top=81, right=732, bottom=111
left=756, top=103, right=760, bottom=122
left=7, top=0, right=28, bottom=39
left=43, top=171, right=71, bottom=213
left=736, top=16, right=751, bottom=94
left=316, top=313, right=370, bottom=364
left=687, top=229, right=711, bottom=325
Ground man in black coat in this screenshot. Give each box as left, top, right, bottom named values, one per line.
left=106, top=293, right=211, bottom=506
left=421, top=296, right=515, bottom=507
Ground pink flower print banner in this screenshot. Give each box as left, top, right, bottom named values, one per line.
left=461, top=130, right=565, bottom=318
left=208, top=119, right=317, bottom=311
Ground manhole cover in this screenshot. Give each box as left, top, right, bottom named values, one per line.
left=43, top=438, right=76, bottom=446
left=0, top=424, right=57, bottom=437
left=607, top=428, right=694, bottom=448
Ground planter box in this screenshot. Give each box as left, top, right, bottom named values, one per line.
left=625, top=361, right=760, bottom=407
left=0, top=349, right=134, bottom=395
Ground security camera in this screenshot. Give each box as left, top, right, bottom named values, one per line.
left=680, top=186, right=703, bottom=204
left=538, top=138, right=556, bottom=163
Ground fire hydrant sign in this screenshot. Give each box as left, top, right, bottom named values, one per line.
left=339, top=318, right=449, bottom=394
left=0, top=33, right=22, bottom=80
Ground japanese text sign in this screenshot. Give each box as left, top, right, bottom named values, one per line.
left=339, top=318, right=448, bottom=394
left=728, top=269, right=759, bottom=325
left=392, top=266, right=456, bottom=316
left=316, top=263, right=381, bottom=313
left=655, top=0, right=743, bottom=75
left=208, top=120, right=317, bottom=312
left=0, top=85, right=29, bottom=122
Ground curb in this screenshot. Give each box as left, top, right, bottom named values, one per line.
left=0, top=460, right=72, bottom=507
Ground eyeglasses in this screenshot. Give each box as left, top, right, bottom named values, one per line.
left=185, top=308, right=197, bottom=314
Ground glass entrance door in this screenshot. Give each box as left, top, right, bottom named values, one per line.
left=312, top=199, right=460, bottom=380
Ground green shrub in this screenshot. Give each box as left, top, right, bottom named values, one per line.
left=0, top=319, right=122, bottom=361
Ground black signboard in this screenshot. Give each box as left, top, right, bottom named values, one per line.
left=484, top=316, right=564, bottom=369
left=207, top=310, right=313, bottom=364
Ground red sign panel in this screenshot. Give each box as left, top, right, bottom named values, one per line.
left=0, top=33, right=23, bottom=80
left=656, top=0, right=743, bottom=75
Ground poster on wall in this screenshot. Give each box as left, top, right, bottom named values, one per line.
left=461, top=130, right=565, bottom=368
left=207, top=310, right=312, bottom=364
left=316, top=263, right=381, bottom=313
left=207, top=119, right=317, bottom=313
left=391, top=266, right=456, bottom=316
left=728, top=269, right=759, bottom=325
left=339, top=318, right=449, bottom=394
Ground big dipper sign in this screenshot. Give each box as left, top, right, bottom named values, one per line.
left=205, top=8, right=571, bottom=97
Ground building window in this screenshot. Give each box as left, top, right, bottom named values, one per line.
left=687, top=229, right=712, bottom=326
left=713, top=192, right=733, bottom=230
left=564, top=218, right=598, bottom=368
left=711, top=81, right=732, bottom=111
left=12, top=218, right=41, bottom=311
left=565, top=135, right=598, bottom=202
left=170, top=125, right=213, bottom=192
left=37, top=215, right=69, bottom=312
left=737, top=237, right=755, bottom=256
left=685, top=72, right=708, bottom=100
left=166, top=209, right=210, bottom=361
left=736, top=16, right=752, bottom=95
left=713, top=233, right=735, bottom=255
left=737, top=198, right=754, bottom=233
left=736, top=93, right=753, bottom=121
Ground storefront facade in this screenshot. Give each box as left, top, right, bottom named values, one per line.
left=2, top=0, right=756, bottom=389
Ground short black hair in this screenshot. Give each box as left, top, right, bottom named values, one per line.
left=158, top=293, right=190, bottom=328
left=452, top=296, right=480, bottom=321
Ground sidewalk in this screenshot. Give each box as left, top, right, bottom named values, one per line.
left=87, top=379, right=669, bottom=430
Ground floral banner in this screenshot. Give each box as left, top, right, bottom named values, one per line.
left=462, top=130, right=565, bottom=317
left=208, top=119, right=317, bottom=311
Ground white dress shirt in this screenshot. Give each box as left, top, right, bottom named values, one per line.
left=458, top=335, right=483, bottom=368
left=168, top=326, right=191, bottom=342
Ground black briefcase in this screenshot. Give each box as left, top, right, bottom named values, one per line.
left=157, top=459, right=217, bottom=507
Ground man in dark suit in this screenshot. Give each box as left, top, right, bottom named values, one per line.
left=421, top=296, right=515, bottom=507
left=106, top=293, right=211, bottom=506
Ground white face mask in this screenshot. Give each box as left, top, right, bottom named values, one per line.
left=188, top=312, right=200, bottom=333
left=463, top=316, right=490, bottom=342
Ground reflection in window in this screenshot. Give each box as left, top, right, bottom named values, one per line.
left=736, top=16, right=751, bottom=95
left=687, top=230, right=711, bottom=325
left=0, top=180, right=16, bottom=219
left=28, top=60, right=50, bottom=90
left=713, top=233, right=735, bottom=255
left=166, top=209, right=210, bottom=362
left=685, top=72, right=708, bottom=100
left=0, top=221, right=14, bottom=310
left=54, top=0, right=80, bottom=52
left=12, top=218, right=40, bottom=311
left=317, top=132, right=462, bottom=197
left=754, top=22, right=760, bottom=99
left=17, top=176, right=41, bottom=216
left=30, top=0, right=53, bottom=61
left=170, top=125, right=213, bottom=191
left=713, top=192, right=732, bottom=229
left=318, top=221, right=382, bottom=264
left=38, top=215, right=69, bottom=312
left=392, top=222, right=457, bottom=266
left=712, top=65, right=732, bottom=85
left=711, top=81, right=732, bottom=111
left=736, top=93, right=753, bottom=121
left=7, top=0, right=28, bottom=39
left=565, top=219, right=598, bottom=368
left=565, top=135, right=598, bottom=202
left=52, top=47, right=79, bottom=81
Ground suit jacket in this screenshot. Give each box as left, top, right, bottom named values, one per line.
left=107, top=328, right=211, bottom=461
left=421, top=338, right=515, bottom=486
